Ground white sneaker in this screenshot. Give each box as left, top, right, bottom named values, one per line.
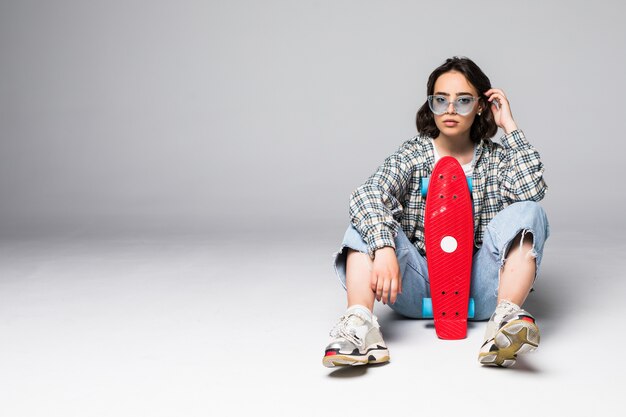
left=478, top=300, right=540, bottom=367
left=322, top=309, right=389, bottom=368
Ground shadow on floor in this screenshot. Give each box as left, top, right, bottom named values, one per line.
left=326, top=361, right=390, bottom=378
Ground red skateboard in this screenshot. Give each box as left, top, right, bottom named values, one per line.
left=422, top=156, right=474, bottom=340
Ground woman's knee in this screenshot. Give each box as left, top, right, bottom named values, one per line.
left=507, top=201, right=548, bottom=224
left=498, top=201, right=550, bottom=240
left=504, top=229, right=536, bottom=260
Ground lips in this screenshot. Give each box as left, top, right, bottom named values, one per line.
left=443, top=120, right=459, bottom=127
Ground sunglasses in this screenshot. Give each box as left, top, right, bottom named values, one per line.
left=427, top=95, right=480, bottom=116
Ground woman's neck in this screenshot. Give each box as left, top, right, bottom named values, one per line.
left=433, top=132, right=475, bottom=164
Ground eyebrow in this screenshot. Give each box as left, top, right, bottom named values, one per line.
left=434, top=91, right=474, bottom=96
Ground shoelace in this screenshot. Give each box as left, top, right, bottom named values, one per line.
left=494, top=300, right=519, bottom=325
left=483, top=301, right=520, bottom=344
left=329, top=313, right=366, bottom=348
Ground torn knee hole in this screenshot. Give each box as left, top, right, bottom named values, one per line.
left=519, top=230, right=537, bottom=260
left=502, top=229, right=537, bottom=265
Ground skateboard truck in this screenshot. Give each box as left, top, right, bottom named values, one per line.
left=422, top=297, right=475, bottom=319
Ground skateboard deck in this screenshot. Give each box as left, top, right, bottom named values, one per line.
left=423, top=156, right=474, bottom=340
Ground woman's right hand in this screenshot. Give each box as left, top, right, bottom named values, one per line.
left=370, top=247, right=402, bottom=305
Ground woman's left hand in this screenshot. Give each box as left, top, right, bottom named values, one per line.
left=484, top=88, right=518, bottom=134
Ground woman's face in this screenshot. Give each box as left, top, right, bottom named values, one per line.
left=431, top=71, right=482, bottom=138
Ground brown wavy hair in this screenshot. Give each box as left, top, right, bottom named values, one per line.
left=416, top=56, right=498, bottom=143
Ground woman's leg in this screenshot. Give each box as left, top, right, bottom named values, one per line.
left=471, top=201, right=550, bottom=320
left=498, top=229, right=536, bottom=306
left=332, top=223, right=429, bottom=318
left=473, top=201, right=550, bottom=367
left=345, top=249, right=376, bottom=311
left=325, top=225, right=393, bottom=367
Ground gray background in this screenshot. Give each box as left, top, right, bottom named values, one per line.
left=2, top=0, right=625, bottom=237
left=1, top=1, right=625, bottom=416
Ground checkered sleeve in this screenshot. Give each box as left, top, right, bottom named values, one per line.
left=498, top=129, right=548, bottom=204
left=349, top=143, right=414, bottom=259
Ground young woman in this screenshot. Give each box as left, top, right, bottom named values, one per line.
left=323, top=56, right=550, bottom=368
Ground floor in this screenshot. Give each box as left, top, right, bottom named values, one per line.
left=0, top=227, right=623, bottom=416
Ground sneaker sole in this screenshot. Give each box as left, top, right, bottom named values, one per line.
left=478, top=319, right=540, bottom=368
left=322, top=347, right=389, bottom=368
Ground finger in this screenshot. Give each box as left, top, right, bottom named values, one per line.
left=484, top=88, right=506, bottom=97
left=484, top=88, right=504, bottom=96
left=390, top=278, right=398, bottom=304
left=483, top=89, right=497, bottom=97
left=489, top=95, right=503, bottom=110
left=485, top=91, right=507, bottom=105
left=382, top=277, right=390, bottom=305
left=487, top=92, right=502, bottom=102
left=376, top=276, right=384, bottom=302
left=489, top=92, right=508, bottom=106
left=495, top=98, right=511, bottom=114
left=370, top=271, right=378, bottom=292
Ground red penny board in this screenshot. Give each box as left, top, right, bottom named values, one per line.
left=424, top=156, right=474, bottom=340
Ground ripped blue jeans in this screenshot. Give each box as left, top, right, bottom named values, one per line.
left=332, top=201, right=550, bottom=320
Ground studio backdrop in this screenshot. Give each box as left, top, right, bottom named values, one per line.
left=1, top=0, right=624, bottom=238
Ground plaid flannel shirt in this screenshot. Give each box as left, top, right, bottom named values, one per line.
left=348, top=129, right=547, bottom=259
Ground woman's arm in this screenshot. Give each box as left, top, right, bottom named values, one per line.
left=484, top=88, right=548, bottom=204
left=497, top=129, right=548, bottom=204
left=348, top=141, right=416, bottom=259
